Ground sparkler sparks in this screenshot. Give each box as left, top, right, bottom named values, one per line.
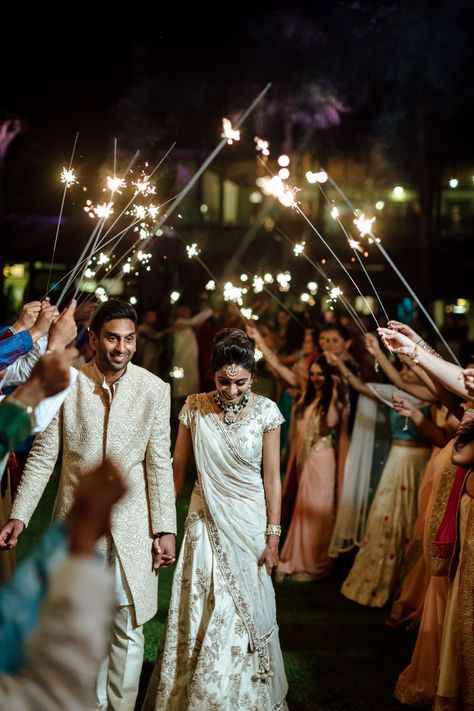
left=254, top=137, right=270, bottom=156
left=348, top=239, right=364, bottom=253
left=205, top=280, right=216, bottom=291
left=326, top=285, right=343, bottom=309
left=353, top=213, right=376, bottom=237
left=132, top=173, right=156, bottom=196
left=293, top=242, right=305, bottom=256
left=60, top=167, right=78, bottom=188
left=276, top=271, right=292, bottom=292
left=83, top=200, right=114, bottom=219
left=170, top=291, right=181, bottom=304
left=223, top=281, right=244, bottom=306
left=186, top=243, right=201, bottom=258
left=240, top=308, right=259, bottom=321
left=252, top=275, right=264, bottom=293
left=221, top=118, right=240, bottom=145
left=330, top=206, right=340, bottom=220
left=170, top=367, right=184, bottom=379
left=106, top=176, right=126, bottom=193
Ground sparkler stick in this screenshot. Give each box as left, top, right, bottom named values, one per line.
left=316, top=182, right=390, bottom=323
left=46, top=132, right=79, bottom=293
left=275, top=227, right=368, bottom=336
left=148, top=84, right=272, bottom=235
left=326, top=175, right=460, bottom=365
left=57, top=219, right=104, bottom=306
left=293, top=205, right=381, bottom=329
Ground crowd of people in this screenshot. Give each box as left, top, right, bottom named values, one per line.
left=0, top=291, right=473, bottom=710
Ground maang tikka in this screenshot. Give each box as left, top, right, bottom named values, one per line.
left=224, top=363, right=241, bottom=378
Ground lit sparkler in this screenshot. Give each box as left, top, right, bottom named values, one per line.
left=60, top=167, right=78, bottom=188
left=205, top=280, right=216, bottom=291
left=170, top=367, right=184, bottom=379
left=84, top=201, right=114, bottom=219
left=132, top=173, right=156, bottom=196
left=186, top=243, right=201, bottom=258
left=221, top=118, right=240, bottom=144
left=348, top=239, right=363, bottom=253
left=223, top=281, right=244, bottom=306
left=293, top=242, right=305, bottom=256
left=170, top=291, right=181, bottom=304
left=254, top=137, right=270, bottom=156
left=353, top=213, right=376, bottom=237
left=106, top=176, right=126, bottom=194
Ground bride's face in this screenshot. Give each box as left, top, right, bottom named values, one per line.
left=214, top=365, right=252, bottom=403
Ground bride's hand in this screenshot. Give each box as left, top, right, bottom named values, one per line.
left=258, top=536, right=279, bottom=575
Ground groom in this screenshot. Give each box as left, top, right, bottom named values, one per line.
left=0, top=299, right=177, bottom=710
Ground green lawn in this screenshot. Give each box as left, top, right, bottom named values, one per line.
left=16, top=474, right=419, bottom=711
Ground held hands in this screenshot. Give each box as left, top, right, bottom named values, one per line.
left=0, top=519, right=25, bottom=549
left=258, top=535, right=279, bottom=575
left=152, top=533, right=176, bottom=571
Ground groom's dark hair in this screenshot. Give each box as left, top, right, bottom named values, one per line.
left=90, top=299, right=138, bottom=335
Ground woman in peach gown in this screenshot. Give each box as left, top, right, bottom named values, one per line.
left=386, top=407, right=458, bottom=630
left=277, top=360, right=340, bottom=581
left=393, top=441, right=455, bottom=707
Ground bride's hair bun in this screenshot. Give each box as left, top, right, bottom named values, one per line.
left=211, top=328, right=256, bottom=374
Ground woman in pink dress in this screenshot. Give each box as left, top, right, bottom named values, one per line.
left=277, top=360, right=341, bottom=581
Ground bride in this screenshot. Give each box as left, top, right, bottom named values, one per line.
left=142, top=329, right=288, bottom=710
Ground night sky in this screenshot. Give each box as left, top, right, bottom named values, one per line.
left=2, top=2, right=474, bottom=212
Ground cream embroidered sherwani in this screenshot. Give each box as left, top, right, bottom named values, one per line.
left=11, top=359, right=176, bottom=626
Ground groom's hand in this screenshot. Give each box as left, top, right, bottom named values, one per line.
left=152, top=533, right=176, bottom=570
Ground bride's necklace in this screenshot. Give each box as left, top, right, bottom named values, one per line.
left=214, top=390, right=251, bottom=425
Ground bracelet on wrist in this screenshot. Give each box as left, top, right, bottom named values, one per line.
left=409, top=345, right=420, bottom=365
left=265, top=524, right=281, bottom=541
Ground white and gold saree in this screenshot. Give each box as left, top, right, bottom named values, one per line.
left=143, top=393, right=288, bottom=711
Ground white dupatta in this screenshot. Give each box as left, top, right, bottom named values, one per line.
left=189, top=395, right=277, bottom=677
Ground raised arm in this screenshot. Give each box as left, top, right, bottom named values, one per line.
left=378, top=327, right=469, bottom=399
left=246, top=323, right=297, bottom=387
left=365, top=333, right=436, bottom=402
left=324, top=351, right=375, bottom=399
left=391, top=395, right=447, bottom=448
left=326, top=376, right=341, bottom=429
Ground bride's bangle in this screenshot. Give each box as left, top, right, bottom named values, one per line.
left=266, top=524, right=281, bottom=541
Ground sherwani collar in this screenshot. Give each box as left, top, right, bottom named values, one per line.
left=82, top=358, right=132, bottom=390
